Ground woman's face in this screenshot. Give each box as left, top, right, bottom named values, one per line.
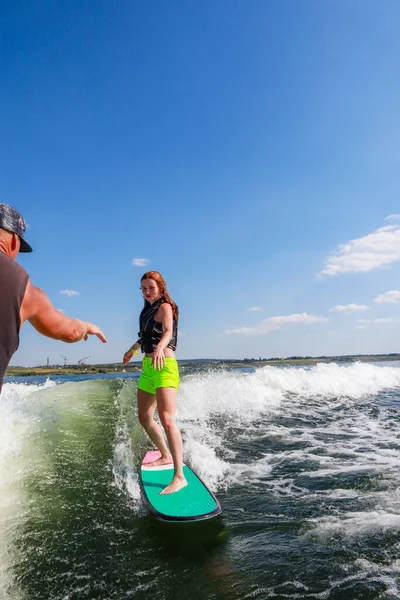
left=141, top=278, right=161, bottom=304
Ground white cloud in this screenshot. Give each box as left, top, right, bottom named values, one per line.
left=386, top=214, right=400, bottom=221
left=357, top=318, right=394, bottom=324
left=329, top=303, right=368, bottom=313
left=132, top=258, right=150, bottom=267
left=226, top=326, right=258, bottom=335
left=247, top=306, right=261, bottom=312
left=226, top=313, right=328, bottom=335
left=374, top=290, right=400, bottom=304
left=60, top=289, right=80, bottom=297
left=355, top=317, right=395, bottom=330
left=319, top=223, right=400, bottom=276
left=56, top=308, right=66, bottom=314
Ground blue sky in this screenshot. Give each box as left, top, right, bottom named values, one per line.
left=2, top=0, right=400, bottom=366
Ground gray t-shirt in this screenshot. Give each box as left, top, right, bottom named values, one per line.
left=0, top=251, right=29, bottom=391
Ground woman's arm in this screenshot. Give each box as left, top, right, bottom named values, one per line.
left=152, top=303, right=174, bottom=370
left=123, top=340, right=140, bottom=365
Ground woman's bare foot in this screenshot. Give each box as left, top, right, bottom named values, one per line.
left=160, top=474, right=188, bottom=495
left=146, top=454, right=173, bottom=468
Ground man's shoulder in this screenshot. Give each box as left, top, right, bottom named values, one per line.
left=15, top=259, right=29, bottom=278
left=14, top=259, right=29, bottom=283
left=0, top=251, right=29, bottom=280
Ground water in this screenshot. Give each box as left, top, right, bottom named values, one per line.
left=1, top=362, right=400, bottom=599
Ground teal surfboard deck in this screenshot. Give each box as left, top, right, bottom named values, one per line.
left=140, top=451, right=222, bottom=522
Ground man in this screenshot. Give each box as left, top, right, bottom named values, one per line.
left=0, top=203, right=107, bottom=392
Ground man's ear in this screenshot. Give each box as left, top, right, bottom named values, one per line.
left=11, top=233, right=20, bottom=253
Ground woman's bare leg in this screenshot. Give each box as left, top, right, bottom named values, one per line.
left=137, top=388, right=172, bottom=466
left=156, top=386, right=187, bottom=494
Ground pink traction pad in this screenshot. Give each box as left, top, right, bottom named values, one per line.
left=142, top=450, right=162, bottom=465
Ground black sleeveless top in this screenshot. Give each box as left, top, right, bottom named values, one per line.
left=138, top=298, right=178, bottom=354
left=0, top=252, right=29, bottom=392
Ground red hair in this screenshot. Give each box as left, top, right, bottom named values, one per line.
left=141, top=271, right=178, bottom=321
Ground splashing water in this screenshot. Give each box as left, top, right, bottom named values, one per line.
left=1, top=362, right=400, bottom=599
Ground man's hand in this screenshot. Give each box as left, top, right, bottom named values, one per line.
left=82, top=322, right=107, bottom=343
left=21, top=280, right=107, bottom=344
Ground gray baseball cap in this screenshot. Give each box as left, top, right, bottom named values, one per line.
left=0, top=204, right=32, bottom=252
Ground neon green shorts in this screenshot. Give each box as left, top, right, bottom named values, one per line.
left=137, top=357, right=180, bottom=395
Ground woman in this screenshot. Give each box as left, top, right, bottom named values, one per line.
left=123, top=271, right=187, bottom=495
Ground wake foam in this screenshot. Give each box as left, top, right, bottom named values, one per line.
left=111, top=381, right=143, bottom=510
left=252, top=361, right=400, bottom=400
left=108, top=362, right=400, bottom=537
left=177, top=363, right=400, bottom=513
left=308, top=510, right=400, bottom=539
left=0, top=380, right=55, bottom=600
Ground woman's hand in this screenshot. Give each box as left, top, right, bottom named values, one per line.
left=152, top=345, right=166, bottom=371
left=123, top=349, right=134, bottom=365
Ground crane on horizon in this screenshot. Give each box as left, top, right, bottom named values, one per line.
left=78, top=355, right=91, bottom=365
left=60, top=355, right=67, bottom=367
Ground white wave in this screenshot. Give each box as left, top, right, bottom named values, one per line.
left=1, top=378, right=56, bottom=400
left=227, top=455, right=274, bottom=486
left=111, top=382, right=143, bottom=511
left=254, top=361, right=400, bottom=400
left=111, top=425, right=142, bottom=506
left=183, top=438, right=230, bottom=491
left=308, top=510, right=400, bottom=539
left=354, top=558, right=400, bottom=597
left=0, top=380, right=55, bottom=600
left=177, top=363, right=400, bottom=499
left=179, top=369, right=283, bottom=421
left=106, top=363, right=400, bottom=531
left=177, top=369, right=285, bottom=490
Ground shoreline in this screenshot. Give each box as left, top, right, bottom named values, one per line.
left=6, top=353, right=400, bottom=377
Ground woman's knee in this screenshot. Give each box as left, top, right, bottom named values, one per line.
left=159, top=411, right=174, bottom=432
left=138, top=411, right=153, bottom=428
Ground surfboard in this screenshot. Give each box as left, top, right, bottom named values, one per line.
left=139, top=450, right=222, bottom=522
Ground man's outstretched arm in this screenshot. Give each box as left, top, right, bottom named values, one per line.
left=20, top=280, right=107, bottom=343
